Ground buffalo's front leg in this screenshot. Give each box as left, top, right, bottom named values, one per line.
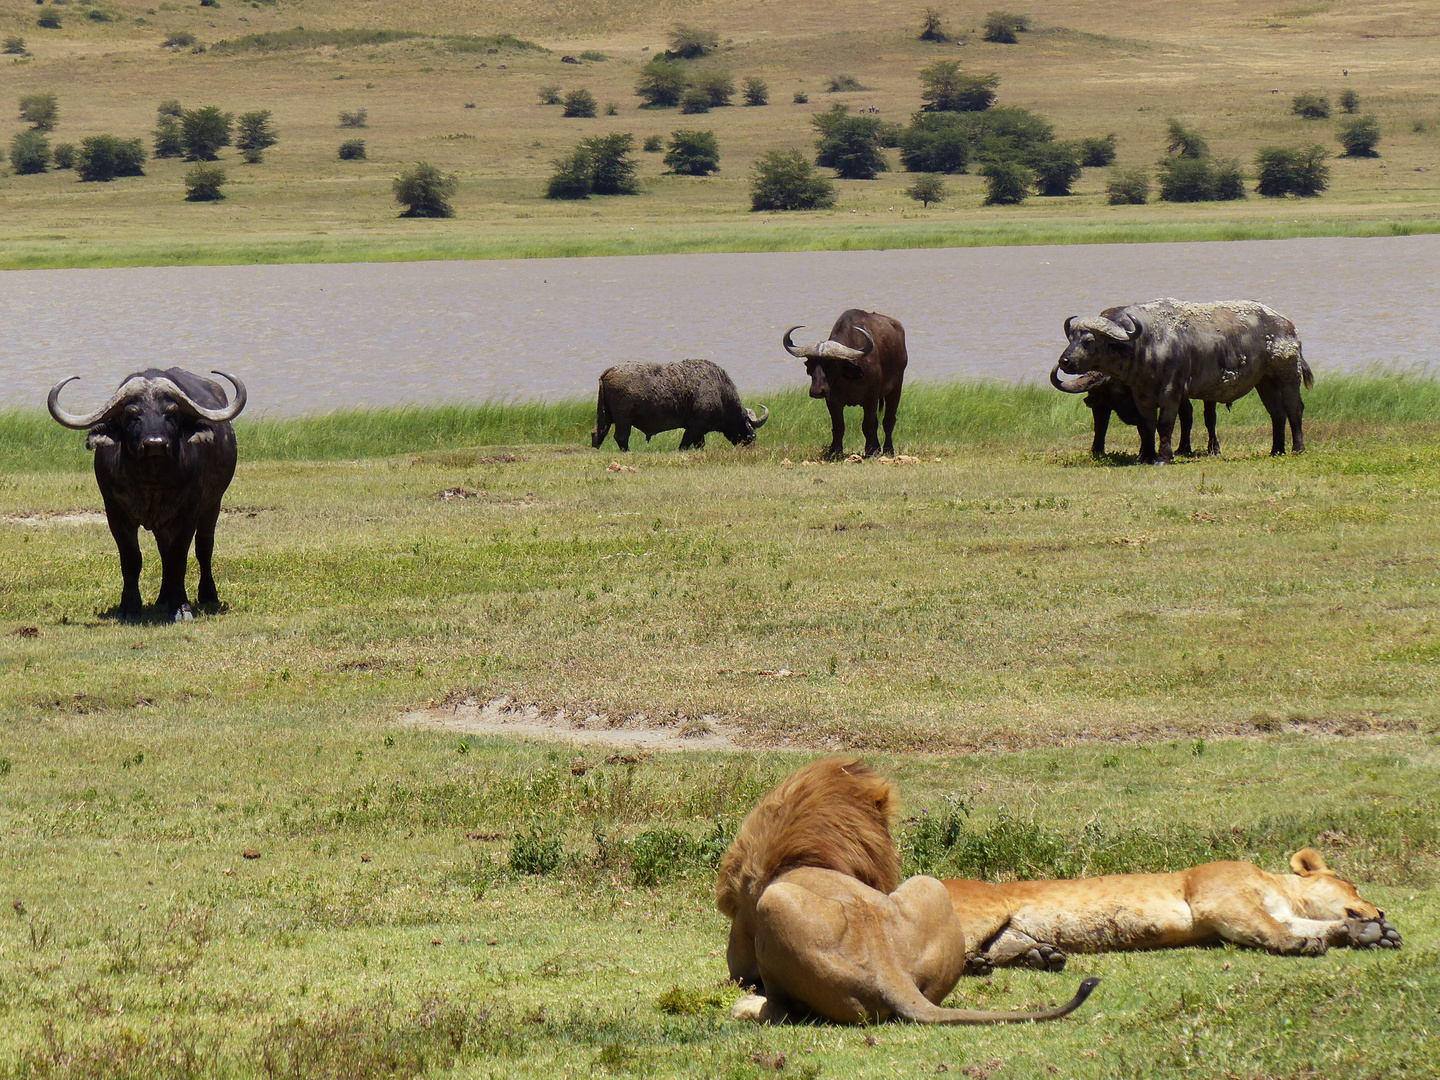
left=824, top=399, right=846, bottom=460
left=861, top=401, right=881, bottom=457
left=1176, top=399, right=1195, bottom=456
left=194, top=512, right=220, bottom=608
left=678, top=429, right=705, bottom=451
left=106, top=508, right=144, bottom=619
left=1136, top=409, right=1159, bottom=464
left=1155, top=403, right=1179, bottom=464
left=155, top=526, right=197, bottom=621
left=1090, top=405, right=1112, bottom=457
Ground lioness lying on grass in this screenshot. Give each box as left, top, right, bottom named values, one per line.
left=717, top=758, right=1098, bottom=1025
left=944, top=851, right=1403, bottom=975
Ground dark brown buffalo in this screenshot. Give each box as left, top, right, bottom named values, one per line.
left=1054, top=298, right=1312, bottom=464
left=47, top=368, right=246, bottom=621
left=591, top=358, right=768, bottom=451
left=783, top=309, right=907, bottom=459
left=1049, top=368, right=1219, bottom=458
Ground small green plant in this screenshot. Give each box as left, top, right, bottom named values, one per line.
left=0, top=758, right=10, bottom=778
left=604, top=101, right=618, bottom=116
left=546, top=146, right=592, bottom=198
left=750, top=148, right=836, bottom=211
left=1339, top=88, right=1360, bottom=113
left=509, top=828, right=566, bottom=875
left=982, top=11, right=1030, bottom=43
left=153, top=117, right=184, bottom=157
left=667, top=23, right=717, bottom=59
left=663, top=129, right=719, bottom=175
left=919, top=60, right=999, bottom=112
left=19, top=90, right=58, bottom=131
left=742, top=75, right=768, bottom=106
left=157, top=99, right=183, bottom=119
left=826, top=73, right=865, bottom=93
left=579, top=49, right=606, bottom=61
left=183, top=161, right=226, bottom=200
left=641, top=134, right=663, bottom=152
left=792, top=90, right=808, bottom=104
left=1079, top=133, right=1117, bottom=167
left=51, top=141, right=75, bottom=168
left=162, top=30, right=194, bottom=47
left=3, top=35, right=27, bottom=54
left=10, top=129, right=51, bottom=174
left=537, top=83, right=561, bottom=105
left=635, top=57, right=688, bottom=108
left=1255, top=144, right=1330, bottom=196
left=1337, top=114, right=1381, bottom=157
left=980, top=158, right=1031, bottom=204
left=905, top=173, right=948, bottom=207
left=813, top=104, right=889, bottom=179
left=562, top=88, right=597, bottom=118
left=919, top=7, right=949, bottom=42
left=235, top=108, right=277, bottom=162
left=37, top=10, right=61, bottom=28
left=76, top=134, right=146, bottom=181
left=180, top=104, right=233, bottom=160
left=1165, top=119, right=1208, bottom=159
left=1028, top=141, right=1081, bottom=195
left=1106, top=165, right=1150, bottom=204
left=679, top=86, right=710, bottom=114
left=655, top=985, right=726, bottom=1015
left=338, top=107, right=367, bottom=128
left=393, top=161, right=457, bottom=216
left=1292, top=92, right=1330, bottom=119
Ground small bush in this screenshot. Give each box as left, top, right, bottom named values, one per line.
left=604, top=101, right=618, bottom=116
left=51, top=141, right=75, bottom=169
left=181, top=105, right=233, bottom=160
left=742, top=76, right=768, bottom=106
left=792, top=90, right=808, bottom=104
left=562, top=88, right=597, bottom=118
left=163, top=31, right=194, bottom=47
left=584, top=132, right=639, bottom=194
left=642, top=134, right=663, bottom=152
left=1210, top=156, right=1246, bottom=200
left=635, top=58, right=688, bottom=108
left=667, top=23, right=717, bottom=59
left=1106, top=165, right=1149, bottom=204
left=1337, top=114, right=1381, bottom=157
left=919, top=60, right=999, bottom=112
left=546, top=146, right=592, bottom=198
left=1164, top=119, right=1208, bottom=159
left=76, top=134, right=146, bottom=181
left=1156, top=155, right=1242, bottom=201
left=980, top=158, right=1031, bottom=204
left=337, top=138, right=365, bottom=160
left=1292, top=92, right=1330, bottom=119
left=338, top=108, right=368, bottom=128
left=694, top=70, right=734, bottom=107
left=905, top=173, right=947, bottom=207
left=1078, top=133, right=1117, bottom=167
left=982, top=11, right=1030, bottom=43
left=3, top=36, right=27, bottom=54
left=826, top=73, right=865, bottom=93
left=10, top=129, right=50, bottom=174
left=157, top=99, right=183, bottom=120
left=235, top=109, right=278, bottom=161
left=919, top=7, right=949, bottom=42
left=153, top=118, right=184, bottom=157
left=510, top=829, right=566, bottom=875
left=1339, top=88, right=1361, bottom=114
left=537, top=84, right=561, bottom=106
left=679, top=87, right=710, bottom=114
left=184, top=162, right=226, bottom=200
left=663, top=129, right=719, bottom=175
left=19, top=91, right=58, bottom=131
left=393, top=161, right=457, bottom=217
left=750, top=149, right=836, bottom=211
left=1027, top=141, right=1081, bottom=195
left=1255, top=144, right=1330, bottom=197
left=37, top=10, right=61, bottom=28
left=579, top=50, right=606, bottom=61
left=86, top=7, right=111, bottom=20
left=813, top=104, right=889, bottom=179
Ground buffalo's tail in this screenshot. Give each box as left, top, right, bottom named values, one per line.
left=1299, top=346, right=1314, bottom=390
left=592, top=370, right=614, bottom=448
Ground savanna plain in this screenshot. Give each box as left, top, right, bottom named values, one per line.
left=2, top=382, right=1439, bottom=1077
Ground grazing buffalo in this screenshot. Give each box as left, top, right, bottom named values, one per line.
left=1049, top=368, right=1219, bottom=458
left=47, top=368, right=246, bottom=621
left=591, top=358, right=768, bottom=451
left=1054, top=299, right=1312, bottom=464
left=783, top=309, right=907, bottom=459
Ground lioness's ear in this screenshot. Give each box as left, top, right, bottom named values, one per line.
left=1290, top=849, right=1328, bottom=875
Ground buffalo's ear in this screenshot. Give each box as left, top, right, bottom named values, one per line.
left=186, top=428, right=215, bottom=446
left=840, top=360, right=865, bottom=380
left=85, top=431, right=116, bottom=450
left=1290, top=849, right=1329, bottom=876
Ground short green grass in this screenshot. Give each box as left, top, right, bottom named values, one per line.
left=2, top=377, right=1438, bottom=1077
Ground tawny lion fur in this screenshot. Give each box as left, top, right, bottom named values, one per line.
left=717, top=758, right=1097, bottom=1025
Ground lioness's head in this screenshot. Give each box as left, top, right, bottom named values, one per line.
left=1289, top=849, right=1382, bottom=921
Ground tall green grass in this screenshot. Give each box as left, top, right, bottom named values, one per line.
left=4, top=372, right=1436, bottom=473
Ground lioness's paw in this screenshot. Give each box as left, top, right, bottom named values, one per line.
left=731, top=994, right=767, bottom=1022
left=1298, top=937, right=1328, bottom=957
left=963, top=954, right=994, bottom=977
left=1362, top=917, right=1403, bottom=950
left=1379, top=918, right=1402, bottom=949
left=1022, top=944, right=1068, bottom=972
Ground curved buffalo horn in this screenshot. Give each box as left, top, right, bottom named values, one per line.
left=155, top=370, right=248, bottom=423
left=1064, top=315, right=1077, bottom=338
left=746, top=404, right=769, bottom=428
left=1050, top=364, right=1111, bottom=394
left=813, top=326, right=874, bottom=363
left=782, top=326, right=809, bottom=358
left=47, top=374, right=145, bottom=430
left=1072, top=316, right=1136, bottom=344
left=1119, top=313, right=1143, bottom=341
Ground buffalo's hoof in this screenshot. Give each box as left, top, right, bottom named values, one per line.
left=172, top=604, right=194, bottom=623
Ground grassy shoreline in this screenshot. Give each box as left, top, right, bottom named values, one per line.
left=3, top=217, right=1438, bottom=271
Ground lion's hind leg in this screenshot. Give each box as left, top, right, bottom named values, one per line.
left=977, top=926, right=1068, bottom=972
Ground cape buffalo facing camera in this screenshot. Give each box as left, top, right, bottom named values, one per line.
left=592, top=358, right=768, bottom=451
left=47, top=367, right=246, bottom=621
left=1049, top=368, right=1219, bottom=458
left=783, top=309, right=907, bottom=459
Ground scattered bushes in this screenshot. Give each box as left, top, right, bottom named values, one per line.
left=561, top=88, right=597, bottom=118
left=980, top=159, right=1031, bottom=204
left=982, top=11, right=1030, bottom=43
left=918, top=7, right=950, bottom=42
left=10, top=129, right=50, bottom=174
left=742, top=76, right=768, bottom=106
left=546, top=133, right=640, bottom=198
left=51, top=141, right=74, bottom=169
left=642, top=134, right=663, bottom=152
left=679, top=87, right=710, bottom=114
left=919, top=60, right=999, bottom=112
left=36, top=10, right=61, bottom=29
left=1254, top=144, right=1330, bottom=197
left=19, top=91, right=58, bottom=131
left=693, top=70, right=735, bottom=107
left=750, top=149, right=836, bottom=211
left=898, top=105, right=1055, bottom=174
left=1078, top=133, right=1117, bottom=167
left=4, top=36, right=27, bottom=54
left=394, top=162, right=457, bottom=216
left=76, top=134, right=146, bottom=181
left=338, top=108, right=368, bottom=128
left=337, top=138, right=365, bottom=160
left=1339, top=88, right=1361, bottom=114
left=1157, top=154, right=1244, bottom=201
left=667, top=23, right=717, bottom=59
left=1337, top=114, right=1381, bottom=157
left=1292, top=92, right=1330, bottom=120
left=184, top=162, right=226, bottom=200
left=235, top=109, right=277, bottom=163
left=1028, top=141, right=1081, bottom=195
left=635, top=58, right=688, bottom=107
left=1106, top=165, right=1150, bottom=204
left=813, top=104, right=889, bottom=179
left=661, top=128, right=719, bottom=176
left=792, top=91, right=808, bottom=105
left=905, top=173, right=947, bottom=207
left=163, top=31, right=195, bottom=48
left=181, top=105, right=233, bottom=160
left=826, top=74, right=865, bottom=93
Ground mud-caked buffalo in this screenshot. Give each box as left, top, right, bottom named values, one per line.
left=48, top=368, right=246, bottom=621
left=1049, top=368, right=1218, bottom=458
left=591, top=358, right=768, bottom=451
left=1053, top=299, right=1312, bottom=464
left=783, top=309, right=907, bottom=459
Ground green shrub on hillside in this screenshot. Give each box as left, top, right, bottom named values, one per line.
left=919, top=60, right=999, bottom=112
left=1255, top=145, right=1329, bottom=197
left=393, top=161, right=457, bottom=217
left=11, top=130, right=51, bottom=174
left=546, top=147, right=592, bottom=199
left=51, top=141, right=75, bottom=169
left=898, top=106, right=1055, bottom=174
left=76, top=135, right=146, bottom=181
left=982, top=11, right=1030, bottom=43
left=642, top=134, right=663, bottom=152
left=1339, top=88, right=1360, bottom=114
left=3, top=36, right=27, bottom=54
left=562, top=88, right=597, bottom=118
left=1157, top=155, right=1244, bottom=201
left=663, top=129, right=719, bottom=175
left=750, top=149, right=835, bottom=211
left=1078, top=134, right=1117, bottom=167
left=792, top=91, right=808, bottom=104
left=19, top=91, right=58, bottom=132
left=742, top=76, right=768, bottom=106
left=235, top=109, right=278, bottom=163
left=980, top=159, right=1031, bottom=204
left=153, top=118, right=185, bottom=158
left=1164, top=119, right=1208, bottom=159
left=1337, top=115, right=1381, bottom=157
left=679, top=87, right=710, bottom=114
left=918, top=7, right=949, bottom=42
left=184, top=162, right=227, bottom=200
left=339, top=108, right=368, bottom=128
left=337, top=138, right=366, bottom=160
left=1292, top=92, right=1330, bottom=119
left=813, top=104, right=889, bottom=179
left=1028, top=141, right=1081, bottom=195
left=36, top=10, right=61, bottom=29
left=181, top=105, right=233, bottom=160
left=585, top=133, right=639, bottom=194
left=667, top=23, right=717, bottom=59
left=694, top=70, right=735, bottom=107
left=635, top=58, right=688, bottom=108
left=163, top=31, right=195, bottom=48
left=1106, top=165, right=1150, bottom=204
left=826, top=74, right=865, bottom=93
left=158, top=99, right=183, bottom=120
left=905, top=173, right=948, bottom=207
left=537, top=84, right=561, bottom=106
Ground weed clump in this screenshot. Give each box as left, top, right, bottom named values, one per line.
left=393, top=161, right=457, bottom=217
left=510, top=828, right=567, bottom=875
left=750, top=149, right=836, bottom=211
left=184, top=162, right=227, bottom=200
left=982, top=11, right=1030, bottom=43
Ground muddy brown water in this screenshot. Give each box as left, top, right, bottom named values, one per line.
left=2, top=235, right=1435, bottom=415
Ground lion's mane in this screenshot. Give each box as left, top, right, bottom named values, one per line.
left=716, top=757, right=901, bottom=919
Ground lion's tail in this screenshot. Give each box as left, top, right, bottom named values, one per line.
left=891, top=977, right=1100, bottom=1026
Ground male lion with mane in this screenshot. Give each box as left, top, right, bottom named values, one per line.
left=716, top=758, right=1098, bottom=1025
left=944, top=851, right=1402, bottom=975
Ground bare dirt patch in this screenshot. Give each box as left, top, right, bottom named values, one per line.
left=402, top=695, right=743, bottom=751
left=1, top=511, right=107, bottom=527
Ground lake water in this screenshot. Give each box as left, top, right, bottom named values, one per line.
left=2, top=234, right=1435, bottom=416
